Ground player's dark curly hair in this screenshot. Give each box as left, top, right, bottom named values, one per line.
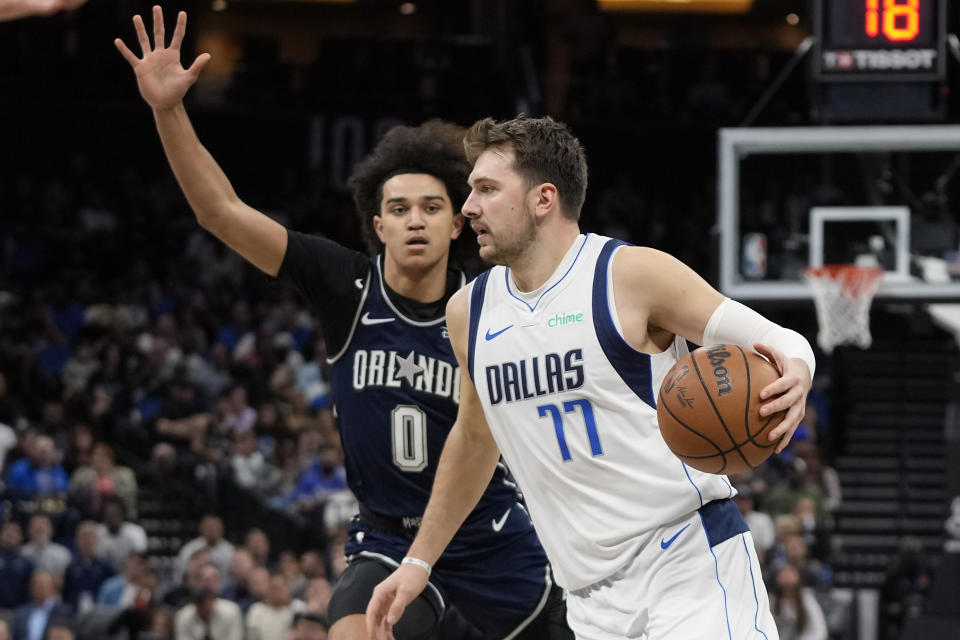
left=348, top=120, right=476, bottom=267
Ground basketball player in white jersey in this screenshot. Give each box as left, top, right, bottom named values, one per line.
left=367, top=116, right=816, bottom=640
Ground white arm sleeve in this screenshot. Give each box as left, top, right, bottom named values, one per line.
left=702, top=298, right=816, bottom=382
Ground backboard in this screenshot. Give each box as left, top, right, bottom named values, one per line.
left=719, top=126, right=960, bottom=301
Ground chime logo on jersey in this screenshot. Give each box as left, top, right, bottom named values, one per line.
left=485, top=349, right=584, bottom=405
left=351, top=349, right=461, bottom=403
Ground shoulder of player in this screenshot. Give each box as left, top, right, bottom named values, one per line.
left=611, top=246, right=686, bottom=284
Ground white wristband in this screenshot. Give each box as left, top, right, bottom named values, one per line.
left=401, top=556, right=432, bottom=576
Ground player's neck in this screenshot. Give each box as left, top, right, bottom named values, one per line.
left=382, top=253, right=449, bottom=302
left=508, top=224, right=581, bottom=292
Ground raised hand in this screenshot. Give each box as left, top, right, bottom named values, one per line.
left=0, top=0, right=86, bottom=22
left=114, top=6, right=210, bottom=111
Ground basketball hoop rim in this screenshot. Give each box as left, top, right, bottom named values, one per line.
left=803, top=264, right=885, bottom=300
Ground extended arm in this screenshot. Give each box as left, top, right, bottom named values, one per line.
left=115, top=7, right=287, bottom=275
left=613, top=246, right=814, bottom=452
left=365, top=285, right=502, bottom=639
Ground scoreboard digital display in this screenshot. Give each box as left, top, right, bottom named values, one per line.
left=814, top=0, right=946, bottom=81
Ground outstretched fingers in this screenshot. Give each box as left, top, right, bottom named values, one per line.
left=187, top=53, right=212, bottom=79
left=132, top=14, right=151, bottom=56
left=114, top=38, right=139, bottom=66
left=169, top=11, right=187, bottom=51
left=152, top=5, right=165, bottom=50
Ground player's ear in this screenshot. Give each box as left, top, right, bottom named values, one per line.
left=450, top=212, right=465, bottom=240
left=532, top=183, right=558, bottom=220
left=373, top=215, right=385, bottom=243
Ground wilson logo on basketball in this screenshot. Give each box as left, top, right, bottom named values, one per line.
left=705, top=346, right=733, bottom=396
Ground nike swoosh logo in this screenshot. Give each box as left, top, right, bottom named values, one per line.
left=360, top=312, right=394, bottom=326
left=492, top=507, right=511, bottom=532
left=354, top=278, right=365, bottom=290
left=484, top=325, right=514, bottom=341
left=660, top=523, right=691, bottom=549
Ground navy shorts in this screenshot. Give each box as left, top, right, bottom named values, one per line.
left=342, top=504, right=553, bottom=639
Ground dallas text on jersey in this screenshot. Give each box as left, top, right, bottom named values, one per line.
left=485, top=349, right=585, bottom=406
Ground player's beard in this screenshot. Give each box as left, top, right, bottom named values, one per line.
left=481, top=202, right=537, bottom=266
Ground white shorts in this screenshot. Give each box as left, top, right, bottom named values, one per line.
left=565, top=501, right=778, bottom=640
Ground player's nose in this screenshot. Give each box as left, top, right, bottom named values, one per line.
left=462, top=191, right=480, bottom=218
left=407, top=207, right=426, bottom=228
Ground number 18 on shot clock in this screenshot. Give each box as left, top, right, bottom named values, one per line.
left=814, top=0, right=947, bottom=82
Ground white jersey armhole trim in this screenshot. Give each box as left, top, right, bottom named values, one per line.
left=377, top=255, right=453, bottom=327
left=327, top=276, right=371, bottom=364
left=605, top=244, right=629, bottom=341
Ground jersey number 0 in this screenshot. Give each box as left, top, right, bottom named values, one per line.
left=391, top=405, right=428, bottom=472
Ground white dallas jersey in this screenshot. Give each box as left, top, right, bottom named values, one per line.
left=467, top=234, right=732, bottom=590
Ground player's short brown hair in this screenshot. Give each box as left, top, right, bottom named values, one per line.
left=463, top=115, right=588, bottom=221
left=348, top=120, right=473, bottom=263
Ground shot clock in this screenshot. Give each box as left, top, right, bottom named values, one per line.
left=814, top=0, right=946, bottom=82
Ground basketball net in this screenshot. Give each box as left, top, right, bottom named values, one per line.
left=803, top=265, right=884, bottom=354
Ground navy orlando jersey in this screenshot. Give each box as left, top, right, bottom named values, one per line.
left=329, top=255, right=523, bottom=526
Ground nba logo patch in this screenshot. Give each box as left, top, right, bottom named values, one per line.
left=441, top=326, right=449, bottom=339
left=355, top=531, right=364, bottom=543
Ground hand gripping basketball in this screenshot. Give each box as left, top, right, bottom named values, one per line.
left=657, top=344, right=786, bottom=474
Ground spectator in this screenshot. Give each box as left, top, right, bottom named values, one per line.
left=221, top=548, right=256, bottom=606
left=245, top=573, right=304, bottom=640
left=303, top=578, right=331, bottom=618
left=230, top=429, right=278, bottom=496
left=290, top=611, right=327, bottom=640
left=292, top=445, right=346, bottom=516
left=97, top=551, right=147, bottom=607
left=795, top=443, right=842, bottom=514
left=174, top=564, right=243, bottom=640
left=733, top=483, right=775, bottom=564
left=765, top=456, right=830, bottom=526
left=0, top=521, right=34, bottom=608
left=243, top=528, right=271, bottom=569
left=43, top=620, right=75, bottom=640
left=277, top=550, right=305, bottom=600
left=0, top=419, right=18, bottom=472
left=154, top=378, right=210, bottom=457
left=5, top=435, right=69, bottom=524
left=144, top=606, right=175, bottom=640
left=783, top=533, right=831, bottom=590
left=241, top=567, right=271, bottom=615
left=880, top=535, right=934, bottom=640
left=162, top=549, right=209, bottom=610
left=770, top=563, right=829, bottom=640
left=11, top=572, right=72, bottom=640
left=62, top=521, right=115, bottom=613
left=173, top=515, right=234, bottom=584
left=221, top=385, right=257, bottom=435
left=299, top=551, right=326, bottom=582
left=20, top=516, right=71, bottom=578
left=94, top=495, right=147, bottom=572
left=68, top=442, right=138, bottom=519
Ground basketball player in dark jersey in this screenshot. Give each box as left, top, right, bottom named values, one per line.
left=115, top=7, right=570, bottom=639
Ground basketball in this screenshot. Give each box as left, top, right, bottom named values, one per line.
left=656, top=344, right=785, bottom=475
